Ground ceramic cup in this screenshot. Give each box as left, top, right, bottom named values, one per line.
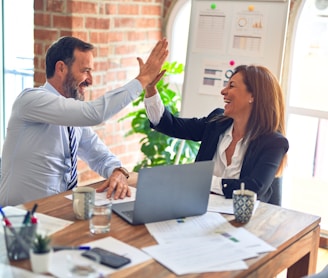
left=72, top=187, right=95, bottom=220
left=233, top=189, right=257, bottom=223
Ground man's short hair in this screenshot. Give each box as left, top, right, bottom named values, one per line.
left=45, top=36, right=94, bottom=78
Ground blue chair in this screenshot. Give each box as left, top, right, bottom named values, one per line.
left=303, top=265, right=328, bottom=278
left=267, top=177, right=282, bottom=206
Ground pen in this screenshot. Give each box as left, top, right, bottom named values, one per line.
left=30, top=203, right=38, bottom=224
left=22, top=211, right=31, bottom=224
left=52, top=246, right=91, bottom=252
left=31, top=203, right=38, bottom=215
left=0, top=206, right=31, bottom=253
left=0, top=206, right=12, bottom=226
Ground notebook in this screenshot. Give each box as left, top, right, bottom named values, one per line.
left=112, top=160, right=214, bottom=225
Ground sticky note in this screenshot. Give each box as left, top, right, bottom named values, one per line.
left=248, top=5, right=254, bottom=11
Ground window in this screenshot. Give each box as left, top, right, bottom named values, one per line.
left=0, top=0, right=34, bottom=152
left=165, top=0, right=191, bottom=86
left=284, top=0, right=328, bottom=231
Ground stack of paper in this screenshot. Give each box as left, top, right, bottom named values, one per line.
left=65, top=186, right=137, bottom=206
left=143, top=212, right=275, bottom=275
left=48, top=237, right=151, bottom=277
left=0, top=264, right=50, bottom=278
left=207, top=193, right=260, bottom=214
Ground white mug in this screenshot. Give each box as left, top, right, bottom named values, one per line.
left=72, top=187, right=95, bottom=220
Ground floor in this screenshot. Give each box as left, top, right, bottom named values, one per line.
left=316, top=248, right=328, bottom=273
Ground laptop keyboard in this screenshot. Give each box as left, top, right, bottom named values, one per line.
left=122, top=210, right=133, bottom=219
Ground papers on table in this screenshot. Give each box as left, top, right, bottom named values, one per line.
left=94, top=186, right=136, bottom=205
left=1, top=206, right=73, bottom=236
left=208, top=193, right=260, bottom=214
left=143, top=236, right=251, bottom=275
left=65, top=186, right=137, bottom=206
left=0, top=264, right=50, bottom=278
left=48, top=236, right=151, bottom=277
left=143, top=212, right=275, bottom=275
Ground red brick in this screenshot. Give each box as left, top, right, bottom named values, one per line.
left=85, top=18, right=110, bottom=30
left=53, top=15, right=73, bottom=28
left=69, top=1, right=98, bottom=14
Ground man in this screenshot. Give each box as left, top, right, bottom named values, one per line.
left=0, top=36, right=168, bottom=206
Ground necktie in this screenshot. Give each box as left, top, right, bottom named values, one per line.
left=67, top=126, right=78, bottom=190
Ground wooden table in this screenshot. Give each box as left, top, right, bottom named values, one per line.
left=5, top=181, right=321, bottom=278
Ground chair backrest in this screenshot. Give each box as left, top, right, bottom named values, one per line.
left=304, top=265, right=328, bottom=278
left=268, top=177, right=282, bottom=206
left=0, top=157, right=2, bottom=184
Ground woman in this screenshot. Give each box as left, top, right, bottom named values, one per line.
left=144, top=65, right=289, bottom=204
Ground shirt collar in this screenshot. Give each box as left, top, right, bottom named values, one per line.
left=42, top=82, right=61, bottom=96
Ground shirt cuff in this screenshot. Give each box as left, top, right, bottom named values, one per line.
left=144, top=93, right=164, bottom=126
left=210, top=176, right=223, bottom=195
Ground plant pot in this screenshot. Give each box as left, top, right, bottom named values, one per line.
left=29, top=249, right=52, bottom=273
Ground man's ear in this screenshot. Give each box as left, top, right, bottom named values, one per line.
left=55, top=61, right=66, bottom=74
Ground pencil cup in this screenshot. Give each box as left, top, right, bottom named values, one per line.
left=89, top=202, right=112, bottom=234
left=233, top=190, right=257, bottom=223
left=72, top=186, right=95, bottom=220
left=2, top=215, right=37, bottom=260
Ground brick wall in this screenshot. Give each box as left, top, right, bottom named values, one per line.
left=33, top=0, right=174, bottom=185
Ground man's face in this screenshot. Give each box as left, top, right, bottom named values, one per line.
left=62, top=49, right=93, bottom=101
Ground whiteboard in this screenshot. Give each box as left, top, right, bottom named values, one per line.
left=181, top=0, right=290, bottom=118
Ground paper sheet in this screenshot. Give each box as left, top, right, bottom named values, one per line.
left=65, top=186, right=137, bottom=205
left=49, top=237, right=151, bottom=277
left=0, top=264, right=51, bottom=278
left=146, top=211, right=231, bottom=244
left=207, top=194, right=260, bottom=214
left=146, top=212, right=274, bottom=253
left=142, top=236, right=253, bottom=275
left=144, top=212, right=275, bottom=275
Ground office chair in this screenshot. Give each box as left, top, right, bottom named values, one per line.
left=267, top=177, right=282, bottom=206
left=303, top=265, right=328, bottom=278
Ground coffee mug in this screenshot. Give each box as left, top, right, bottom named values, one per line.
left=72, top=187, right=95, bottom=220
left=233, top=189, right=257, bottom=223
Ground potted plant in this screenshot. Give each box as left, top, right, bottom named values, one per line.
left=29, top=233, right=52, bottom=273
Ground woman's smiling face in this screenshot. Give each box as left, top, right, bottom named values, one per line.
left=221, top=72, right=254, bottom=120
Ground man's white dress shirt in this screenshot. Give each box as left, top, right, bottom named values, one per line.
left=0, top=80, right=142, bottom=206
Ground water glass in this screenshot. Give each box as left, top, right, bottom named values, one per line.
left=89, top=203, right=112, bottom=234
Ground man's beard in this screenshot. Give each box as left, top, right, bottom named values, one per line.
left=62, top=71, right=84, bottom=101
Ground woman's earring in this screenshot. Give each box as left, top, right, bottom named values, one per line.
left=249, top=100, right=253, bottom=104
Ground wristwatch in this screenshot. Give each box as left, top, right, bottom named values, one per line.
left=113, top=167, right=129, bottom=179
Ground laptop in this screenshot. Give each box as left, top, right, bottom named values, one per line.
left=112, top=160, right=214, bottom=225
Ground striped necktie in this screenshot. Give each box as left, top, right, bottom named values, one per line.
left=67, top=126, right=78, bottom=190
